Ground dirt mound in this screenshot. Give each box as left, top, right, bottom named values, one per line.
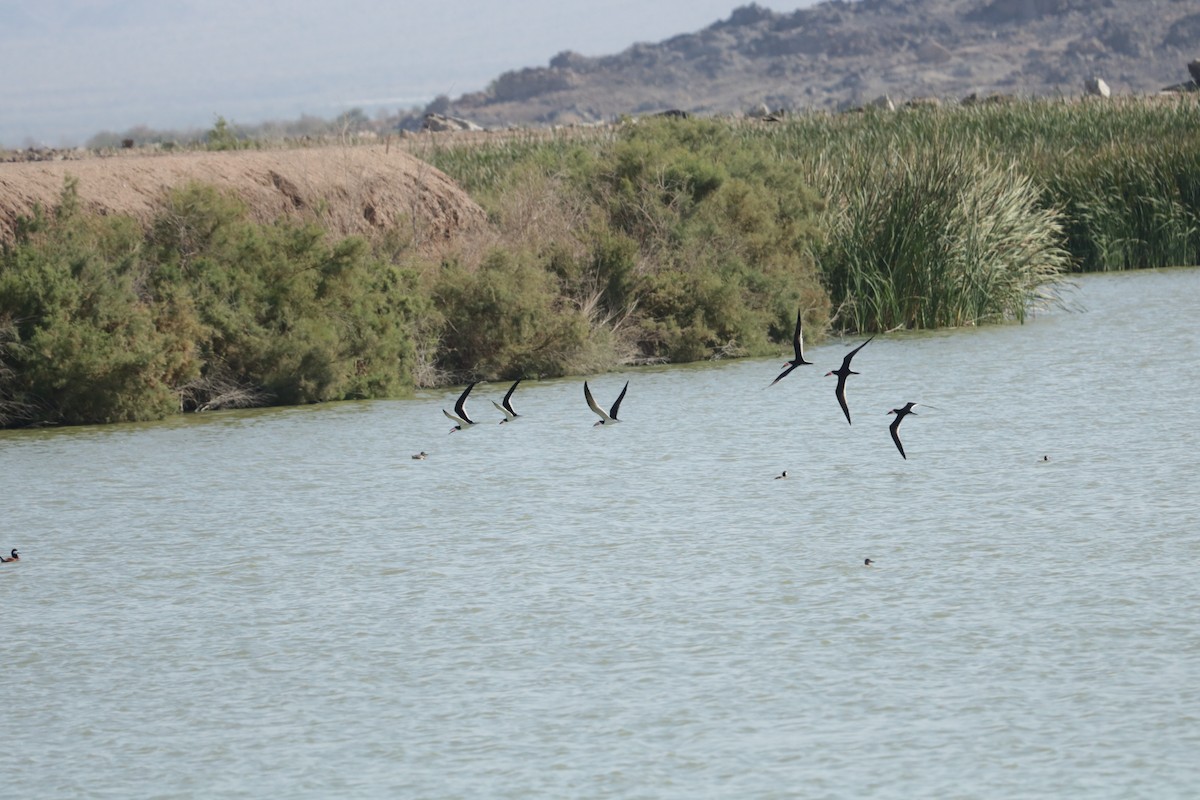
left=0, top=145, right=487, bottom=248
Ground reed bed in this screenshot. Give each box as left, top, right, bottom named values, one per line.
left=732, top=96, right=1200, bottom=276
left=424, top=97, right=1200, bottom=340
left=5, top=99, right=1199, bottom=425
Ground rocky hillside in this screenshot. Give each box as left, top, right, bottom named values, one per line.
left=423, top=0, right=1200, bottom=127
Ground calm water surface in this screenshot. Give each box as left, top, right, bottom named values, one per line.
left=3, top=269, right=1199, bottom=798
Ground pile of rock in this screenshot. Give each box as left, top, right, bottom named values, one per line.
left=1161, top=59, right=1200, bottom=94
left=421, top=113, right=484, bottom=133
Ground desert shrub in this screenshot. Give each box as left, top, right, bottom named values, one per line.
left=0, top=182, right=428, bottom=426
left=0, top=182, right=196, bottom=424
left=425, top=118, right=830, bottom=364
left=584, top=118, right=828, bottom=360
left=147, top=185, right=426, bottom=407
left=433, top=248, right=590, bottom=378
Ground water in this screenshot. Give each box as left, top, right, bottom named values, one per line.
left=3, top=268, right=1199, bottom=799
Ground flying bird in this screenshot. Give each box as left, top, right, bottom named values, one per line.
left=769, top=308, right=813, bottom=386
left=887, top=402, right=918, bottom=459
left=443, top=382, right=479, bottom=433
left=584, top=380, right=628, bottom=427
left=824, top=336, right=875, bottom=425
left=492, top=379, right=522, bottom=424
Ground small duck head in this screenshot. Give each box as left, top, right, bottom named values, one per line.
left=864, top=558, right=873, bottom=567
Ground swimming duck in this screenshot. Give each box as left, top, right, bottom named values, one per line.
left=1, top=548, right=18, bottom=562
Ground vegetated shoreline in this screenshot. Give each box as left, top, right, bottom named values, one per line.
left=2, top=97, right=1198, bottom=429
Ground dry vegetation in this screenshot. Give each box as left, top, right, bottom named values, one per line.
left=0, top=145, right=488, bottom=250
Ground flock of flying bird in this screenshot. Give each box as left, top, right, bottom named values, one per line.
left=432, top=308, right=928, bottom=461
left=6, top=313, right=918, bottom=570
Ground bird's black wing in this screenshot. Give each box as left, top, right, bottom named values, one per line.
left=770, top=362, right=799, bottom=387
left=792, top=309, right=808, bottom=364
left=502, top=379, right=521, bottom=414
left=454, top=382, right=477, bottom=423
left=609, top=381, right=629, bottom=419
left=889, top=414, right=907, bottom=459
left=835, top=375, right=852, bottom=425
left=842, top=334, right=875, bottom=369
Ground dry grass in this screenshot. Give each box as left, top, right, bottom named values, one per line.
left=0, top=145, right=488, bottom=250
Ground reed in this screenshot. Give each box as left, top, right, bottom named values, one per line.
left=795, top=142, right=1069, bottom=331
left=742, top=97, right=1200, bottom=275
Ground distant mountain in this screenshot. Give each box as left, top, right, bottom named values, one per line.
left=421, top=0, right=1200, bottom=127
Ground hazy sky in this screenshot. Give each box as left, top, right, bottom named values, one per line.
left=1, top=1, right=820, bottom=147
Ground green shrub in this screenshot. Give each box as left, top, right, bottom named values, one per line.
left=1, top=182, right=427, bottom=426
left=433, top=248, right=590, bottom=378
left=0, top=182, right=196, bottom=424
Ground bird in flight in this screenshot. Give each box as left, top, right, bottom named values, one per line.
left=492, top=379, right=522, bottom=424
left=825, top=336, right=874, bottom=424
left=584, top=380, right=628, bottom=426
left=887, top=402, right=918, bottom=459
left=443, top=382, right=478, bottom=432
left=769, top=308, right=813, bottom=386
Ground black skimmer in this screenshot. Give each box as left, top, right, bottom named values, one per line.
left=887, top=402, right=917, bottom=459
left=584, top=380, right=628, bottom=426
left=864, top=558, right=874, bottom=567
left=824, top=336, right=874, bottom=425
left=1, top=549, right=18, bottom=562
left=769, top=309, right=813, bottom=386
left=443, top=382, right=478, bottom=432
left=774, top=470, right=788, bottom=479
left=411, top=451, right=429, bottom=460
left=492, top=379, right=522, bottom=424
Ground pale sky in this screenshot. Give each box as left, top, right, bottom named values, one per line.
left=1, top=1, right=820, bottom=147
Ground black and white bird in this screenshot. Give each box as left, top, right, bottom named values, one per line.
left=864, top=558, right=874, bottom=567
left=492, top=379, right=522, bottom=424
left=443, top=382, right=479, bottom=433
left=584, top=380, right=628, bottom=427
left=824, top=336, right=875, bottom=425
left=770, top=309, right=813, bottom=386
left=887, top=402, right=918, bottom=459
left=1, top=548, right=18, bottom=563
left=774, top=470, right=788, bottom=480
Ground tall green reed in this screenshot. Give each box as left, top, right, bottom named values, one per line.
left=809, top=146, right=1068, bottom=331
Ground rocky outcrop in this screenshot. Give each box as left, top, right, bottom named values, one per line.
left=418, top=0, right=1200, bottom=129
left=1084, top=77, right=1111, bottom=98
left=421, top=113, right=483, bottom=132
